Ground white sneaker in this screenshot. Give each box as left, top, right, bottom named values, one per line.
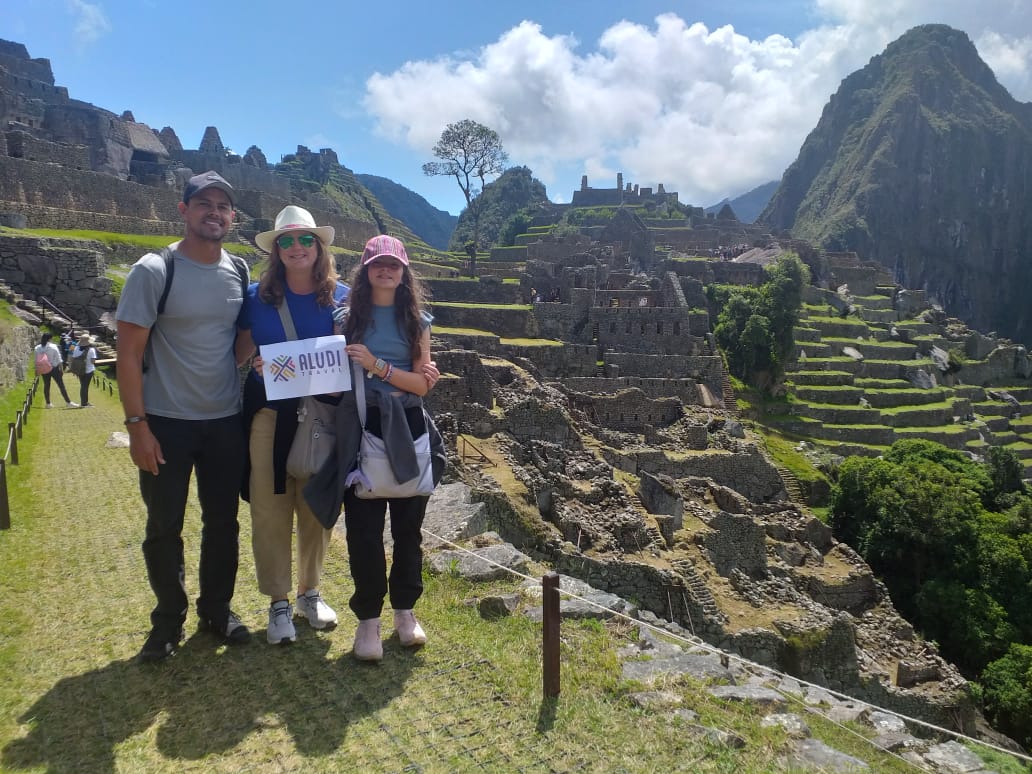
left=66, top=401, right=78, bottom=408
left=296, top=589, right=338, bottom=629
left=45, top=403, right=53, bottom=408
left=353, top=618, right=383, bottom=661
left=267, top=600, right=296, bottom=645
left=393, top=609, right=427, bottom=647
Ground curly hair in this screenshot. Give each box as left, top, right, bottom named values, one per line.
left=257, top=235, right=338, bottom=308
left=343, top=262, right=427, bottom=361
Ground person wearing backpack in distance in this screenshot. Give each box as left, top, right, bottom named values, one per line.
left=234, top=206, right=349, bottom=645
left=116, top=171, right=252, bottom=663
left=69, top=333, right=98, bottom=407
left=34, top=332, right=77, bottom=408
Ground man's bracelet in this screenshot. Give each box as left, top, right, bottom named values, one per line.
left=124, top=415, right=148, bottom=426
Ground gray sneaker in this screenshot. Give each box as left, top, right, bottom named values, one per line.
left=267, top=601, right=296, bottom=645
left=296, top=589, right=338, bottom=629
left=198, top=610, right=251, bottom=645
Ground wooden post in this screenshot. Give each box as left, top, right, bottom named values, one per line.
left=0, top=459, right=9, bottom=530
left=8, top=423, right=17, bottom=466
left=542, top=571, right=560, bottom=698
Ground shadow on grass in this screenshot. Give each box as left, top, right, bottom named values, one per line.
left=2, top=627, right=416, bottom=772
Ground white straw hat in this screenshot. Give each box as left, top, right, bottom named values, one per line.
left=254, top=205, right=335, bottom=253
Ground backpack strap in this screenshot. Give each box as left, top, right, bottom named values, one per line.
left=156, top=246, right=176, bottom=316
left=155, top=246, right=250, bottom=318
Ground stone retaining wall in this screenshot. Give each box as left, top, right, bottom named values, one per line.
left=0, top=235, right=113, bottom=326
left=603, top=446, right=784, bottom=502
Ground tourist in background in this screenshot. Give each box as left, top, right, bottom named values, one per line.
left=34, top=332, right=77, bottom=408
left=116, top=170, right=251, bottom=663
left=315, top=234, right=442, bottom=662
left=235, top=205, right=348, bottom=645
left=70, top=333, right=97, bottom=407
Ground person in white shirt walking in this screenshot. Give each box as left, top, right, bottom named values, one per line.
left=34, top=332, right=77, bottom=408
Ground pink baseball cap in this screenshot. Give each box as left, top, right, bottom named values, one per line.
left=361, top=235, right=409, bottom=266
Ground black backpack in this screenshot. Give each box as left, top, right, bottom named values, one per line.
left=69, top=347, right=89, bottom=377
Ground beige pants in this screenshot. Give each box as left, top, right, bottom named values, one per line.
left=249, top=408, right=331, bottom=598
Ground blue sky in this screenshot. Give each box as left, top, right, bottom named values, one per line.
left=5, top=1, right=1032, bottom=215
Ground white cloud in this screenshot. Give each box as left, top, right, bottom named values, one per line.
left=66, top=0, right=110, bottom=48
left=364, top=5, right=1032, bottom=207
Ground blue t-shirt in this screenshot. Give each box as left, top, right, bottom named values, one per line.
left=241, top=281, right=349, bottom=387
left=362, top=305, right=433, bottom=396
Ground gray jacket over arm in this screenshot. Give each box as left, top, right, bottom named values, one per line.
left=303, top=387, right=445, bottom=529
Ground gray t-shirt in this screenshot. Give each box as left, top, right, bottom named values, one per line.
left=115, top=244, right=244, bottom=420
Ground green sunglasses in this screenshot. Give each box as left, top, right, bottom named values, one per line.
left=277, top=234, right=316, bottom=249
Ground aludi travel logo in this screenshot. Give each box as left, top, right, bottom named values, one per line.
left=269, top=348, right=346, bottom=384
left=269, top=355, right=296, bottom=383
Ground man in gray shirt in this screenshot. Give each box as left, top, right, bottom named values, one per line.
left=116, top=171, right=251, bottom=662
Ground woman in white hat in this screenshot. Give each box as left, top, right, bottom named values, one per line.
left=235, top=205, right=348, bottom=645
left=70, top=333, right=97, bottom=407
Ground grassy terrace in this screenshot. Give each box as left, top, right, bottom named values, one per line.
left=8, top=227, right=257, bottom=257
left=433, top=325, right=564, bottom=347
left=431, top=302, right=533, bottom=310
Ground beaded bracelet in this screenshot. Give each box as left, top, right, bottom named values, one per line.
left=382, top=363, right=394, bottom=382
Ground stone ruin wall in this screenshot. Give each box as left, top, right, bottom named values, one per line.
left=0, top=41, right=57, bottom=85
left=0, top=321, right=36, bottom=393
left=571, top=389, right=684, bottom=433
left=527, top=302, right=584, bottom=342
left=430, top=305, right=537, bottom=340
left=424, top=278, right=524, bottom=305
left=0, top=235, right=113, bottom=326
left=604, top=446, right=785, bottom=503
left=506, top=343, right=596, bottom=378
left=171, top=150, right=291, bottom=201
left=592, top=307, right=711, bottom=353
left=6, top=130, right=90, bottom=169
left=562, top=376, right=702, bottom=405
left=0, top=156, right=182, bottom=223
left=605, top=353, right=724, bottom=385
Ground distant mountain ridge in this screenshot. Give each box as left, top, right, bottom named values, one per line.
left=355, top=174, right=457, bottom=250
left=704, top=180, right=778, bottom=224
left=760, top=24, right=1032, bottom=346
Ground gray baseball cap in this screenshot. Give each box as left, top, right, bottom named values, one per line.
left=183, top=170, right=235, bottom=205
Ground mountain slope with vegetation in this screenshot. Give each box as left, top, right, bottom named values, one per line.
left=760, top=24, right=1032, bottom=347
left=356, top=173, right=457, bottom=250
left=449, top=166, right=549, bottom=251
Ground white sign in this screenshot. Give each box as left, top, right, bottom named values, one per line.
left=259, top=335, right=352, bottom=400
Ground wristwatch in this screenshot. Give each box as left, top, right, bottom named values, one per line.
left=373, top=357, right=387, bottom=375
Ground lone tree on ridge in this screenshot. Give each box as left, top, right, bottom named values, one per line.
left=423, top=119, right=507, bottom=276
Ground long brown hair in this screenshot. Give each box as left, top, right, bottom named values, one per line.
left=257, top=236, right=338, bottom=307
left=343, top=262, right=427, bottom=360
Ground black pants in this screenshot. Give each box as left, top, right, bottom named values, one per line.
left=343, top=489, right=429, bottom=619
left=77, top=372, right=93, bottom=405
left=42, top=370, right=71, bottom=404
left=139, top=414, right=245, bottom=636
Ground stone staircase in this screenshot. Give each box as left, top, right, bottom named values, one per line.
left=720, top=372, right=737, bottom=415
left=774, top=464, right=804, bottom=503
left=670, top=558, right=725, bottom=622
